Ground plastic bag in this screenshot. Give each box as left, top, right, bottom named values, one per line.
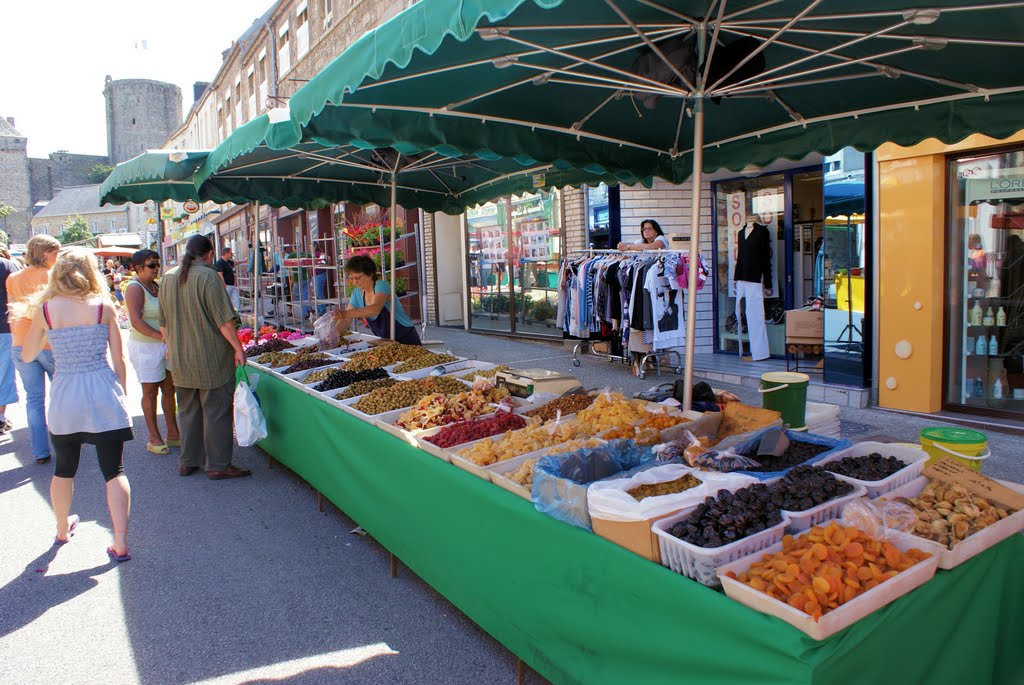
left=587, top=464, right=756, bottom=523
left=532, top=439, right=659, bottom=530
left=690, top=447, right=761, bottom=472
left=234, top=366, right=267, bottom=447
left=841, top=498, right=918, bottom=540
left=313, top=312, right=342, bottom=347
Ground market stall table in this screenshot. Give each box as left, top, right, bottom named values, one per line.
left=248, top=367, right=1023, bottom=685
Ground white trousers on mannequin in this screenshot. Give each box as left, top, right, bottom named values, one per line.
left=735, top=280, right=770, bottom=361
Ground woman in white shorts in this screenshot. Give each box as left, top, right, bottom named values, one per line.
left=124, top=250, right=180, bottom=454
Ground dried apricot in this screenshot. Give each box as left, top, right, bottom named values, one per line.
left=811, top=576, right=830, bottom=594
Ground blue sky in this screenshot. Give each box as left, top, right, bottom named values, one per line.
left=1, top=0, right=273, bottom=157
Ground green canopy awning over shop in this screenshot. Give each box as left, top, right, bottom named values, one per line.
left=99, top=150, right=211, bottom=205
left=194, top=113, right=647, bottom=214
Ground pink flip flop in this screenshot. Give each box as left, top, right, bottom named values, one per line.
left=54, top=514, right=79, bottom=546
left=106, top=546, right=131, bottom=563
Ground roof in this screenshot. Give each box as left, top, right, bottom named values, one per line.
left=0, top=117, right=24, bottom=138
left=33, top=185, right=124, bottom=219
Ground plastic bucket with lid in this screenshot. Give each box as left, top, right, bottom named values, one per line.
left=919, top=427, right=989, bottom=473
left=758, top=372, right=809, bottom=431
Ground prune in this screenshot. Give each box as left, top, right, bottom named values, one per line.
left=245, top=338, right=295, bottom=357
left=313, top=366, right=390, bottom=392
left=738, top=439, right=832, bottom=472
left=768, top=465, right=855, bottom=511
left=669, top=483, right=783, bottom=548
left=824, top=453, right=907, bottom=481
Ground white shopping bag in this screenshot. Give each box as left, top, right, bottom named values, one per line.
left=234, top=366, right=267, bottom=446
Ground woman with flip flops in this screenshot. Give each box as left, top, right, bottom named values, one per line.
left=19, top=248, right=134, bottom=562
left=123, top=249, right=180, bottom=455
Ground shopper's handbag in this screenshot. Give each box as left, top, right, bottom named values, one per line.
left=234, top=365, right=267, bottom=447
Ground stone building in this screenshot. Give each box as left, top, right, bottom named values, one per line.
left=0, top=117, right=32, bottom=243
left=29, top=151, right=112, bottom=207
left=104, top=77, right=183, bottom=164
left=31, top=185, right=130, bottom=238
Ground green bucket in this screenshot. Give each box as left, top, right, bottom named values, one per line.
left=919, top=427, right=990, bottom=473
left=759, top=372, right=810, bottom=430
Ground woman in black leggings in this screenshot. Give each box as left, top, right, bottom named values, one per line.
left=20, top=248, right=134, bottom=561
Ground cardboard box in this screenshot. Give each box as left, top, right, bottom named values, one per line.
left=785, top=309, right=823, bottom=342
left=593, top=511, right=685, bottom=563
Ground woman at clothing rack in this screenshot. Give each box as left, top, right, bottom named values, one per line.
left=617, top=219, right=670, bottom=252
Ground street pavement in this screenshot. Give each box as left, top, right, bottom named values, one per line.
left=2, top=327, right=1021, bottom=685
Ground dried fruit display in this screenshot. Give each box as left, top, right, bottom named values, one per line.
left=770, top=466, right=855, bottom=511
left=282, top=354, right=334, bottom=375
left=302, top=368, right=338, bottom=385
left=574, top=393, right=663, bottom=434
left=506, top=458, right=539, bottom=488
left=544, top=438, right=604, bottom=455
left=824, top=454, right=907, bottom=481
left=255, top=352, right=295, bottom=367
left=894, top=480, right=1013, bottom=549
left=342, top=343, right=430, bottom=371
left=724, top=522, right=932, bottom=622
left=392, top=352, right=459, bottom=374
left=353, top=376, right=467, bottom=414
left=425, top=411, right=527, bottom=448
left=458, top=419, right=580, bottom=466
left=602, top=412, right=689, bottom=445
left=524, top=393, right=596, bottom=421
left=313, top=367, right=390, bottom=392
left=395, top=386, right=513, bottom=431
left=669, top=483, right=783, bottom=548
left=335, top=378, right=398, bottom=399
left=460, top=365, right=510, bottom=381
left=737, top=440, right=832, bottom=472
left=245, top=338, right=295, bottom=357
left=628, top=474, right=702, bottom=501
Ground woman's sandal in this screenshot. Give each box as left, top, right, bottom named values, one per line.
left=54, top=514, right=80, bottom=546
left=107, top=530, right=131, bottom=562
left=146, top=442, right=170, bottom=455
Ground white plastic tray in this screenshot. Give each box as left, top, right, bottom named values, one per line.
left=414, top=412, right=531, bottom=463
left=782, top=485, right=868, bottom=533
left=652, top=506, right=791, bottom=587
left=294, top=361, right=347, bottom=385
left=450, top=452, right=492, bottom=480
left=280, top=355, right=345, bottom=379
left=873, top=476, right=1024, bottom=569
left=718, top=522, right=940, bottom=640
left=486, top=452, right=539, bottom=500
left=816, top=442, right=930, bottom=498
left=386, top=357, right=485, bottom=380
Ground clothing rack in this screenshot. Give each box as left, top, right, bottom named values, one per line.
left=562, top=249, right=687, bottom=379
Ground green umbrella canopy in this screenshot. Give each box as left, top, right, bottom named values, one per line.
left=194, top=113, right=648, bottom=214
left=99, top=150, right=211, bottom=205
left=277, top=0, right=1024, bottom=180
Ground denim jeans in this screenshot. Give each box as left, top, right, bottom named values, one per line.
left=12, top=346, right=55, bottom=458
left=314, top=271, right=328, bottom=315
left=0, top=333, right=17, bottom=406
left=291, top=277, right=311, bottom=319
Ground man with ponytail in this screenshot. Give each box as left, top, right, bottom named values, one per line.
left=159, top=235, right=250, bottom=480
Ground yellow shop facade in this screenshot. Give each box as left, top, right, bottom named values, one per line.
left=878, top=129, right=1024, bottom=419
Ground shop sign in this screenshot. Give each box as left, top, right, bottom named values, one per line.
left=531, top=173, right=546, bottom=188
left=160, top=206, right=175, bottom=220
left=511, top=194, right=546, bottom=219
left=182, top=200, right=200, bottom=214
left=966, top=169, right=1024, bottom=205
left=146, top=217, right=157, bottom=225
left=468, top=203, right=499, bottom=220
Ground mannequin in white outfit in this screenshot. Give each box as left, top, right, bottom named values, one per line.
left=733, top=218, right=772, bottom=361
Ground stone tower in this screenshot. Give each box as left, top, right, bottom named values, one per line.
left=103, top=76, right=183, bottom=164
left=0, top=117, right=32, bottom=243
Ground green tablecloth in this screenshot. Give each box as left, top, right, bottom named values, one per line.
left=251, top=368, right=1023, bottom=685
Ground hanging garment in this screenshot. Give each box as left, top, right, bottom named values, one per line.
left=735, top=280, right=770, bottom=361
left=735, top=223, right=773, bottom=287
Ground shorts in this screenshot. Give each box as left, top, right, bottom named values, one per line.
left=0, top=333, right=16, bottom=405
left=127, top=338, right=167, bottom=383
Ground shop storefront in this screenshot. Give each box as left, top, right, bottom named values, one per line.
left=711, top=152, right=872, bottom=388
left=466, top=190, right=563, bottom=338
left=878, top=130, right=1024, bottom=418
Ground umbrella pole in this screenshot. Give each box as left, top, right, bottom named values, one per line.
left=390, top=171, right=397, bottom=341
left=682, top=99, right=704, bottom=412
left=253, top=201, right=262, bottom=328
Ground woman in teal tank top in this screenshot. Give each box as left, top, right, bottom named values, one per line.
left=124, top=249, right=180, bottom=454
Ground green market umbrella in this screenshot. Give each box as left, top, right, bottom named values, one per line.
left=195, top=112, right=643, bottom=339
left=273, top=0, right=1024, bottom=407
left=99, top=150, right=211, bottom=205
